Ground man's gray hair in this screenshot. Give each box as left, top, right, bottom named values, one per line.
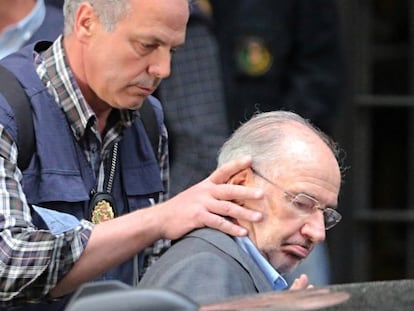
left=63, top=0, right=131, bottom=35
left=217, top=110, right=342, bottom=174
left=63, top=0, right=192, bottom=36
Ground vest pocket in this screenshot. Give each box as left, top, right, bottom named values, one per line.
left=23, top=171, right=89, bottom=204
left=123, top=162, right=163, bottom=211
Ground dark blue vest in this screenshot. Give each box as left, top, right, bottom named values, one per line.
left=0, top=43, right=164, bottom=310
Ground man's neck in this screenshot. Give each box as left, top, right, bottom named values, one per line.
left=0, top=0, right=37, bottom=33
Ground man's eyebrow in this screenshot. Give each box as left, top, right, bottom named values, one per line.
left=132, top=34, right=185, bottom=48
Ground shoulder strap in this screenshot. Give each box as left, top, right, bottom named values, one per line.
left=0, top=65, right=35, bottom=170
left=139, top=98, right=160, bottom=158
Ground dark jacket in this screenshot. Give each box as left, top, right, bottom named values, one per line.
left=139, top=228, right=273, bottom=305
left=210, top=0, right=343, bottom=133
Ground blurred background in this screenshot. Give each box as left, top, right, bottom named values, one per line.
left=207, top=0, right=414, bottom=285
left=330, top=0, right=413, bottom=284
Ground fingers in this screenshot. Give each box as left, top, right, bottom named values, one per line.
left=156, top=157, right=265, bottom=240
left=290, top=274, right=310, bottom=290
left=211, top=183, right=263, bottom=205
left=207, top=195, right=263, bottom=222
left=200, top=200, right=263, bottom=237
left=208, top=156, right=253, bottom=184
left=197, top=210, right=249, bottom=237
left=157, top=188, right=263, bottom=240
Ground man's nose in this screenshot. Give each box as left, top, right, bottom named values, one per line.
left=148, top=50, right=171, bottom=79
left=301, top=211, right=326, bottom=243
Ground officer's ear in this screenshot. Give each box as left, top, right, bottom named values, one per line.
left=74, top=2, right=99, bottom=41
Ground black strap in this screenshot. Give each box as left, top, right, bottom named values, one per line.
left=0, top=65, right=35, bottom=170
left=139, top=98, right=159, bottom=158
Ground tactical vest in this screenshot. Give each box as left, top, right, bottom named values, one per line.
left=0, top=43, right=164, bottom=311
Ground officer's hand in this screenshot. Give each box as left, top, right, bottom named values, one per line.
left=156, top=156, right=263, bottom=240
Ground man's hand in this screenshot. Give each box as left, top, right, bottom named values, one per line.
left=289, top=274, right=314, bottom=290
left=156, top=156, right=264, bottom=240
left=50, top=156, right=264, bottom=298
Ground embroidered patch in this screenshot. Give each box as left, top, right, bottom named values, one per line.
left=235, top=36, right=273, bottom=77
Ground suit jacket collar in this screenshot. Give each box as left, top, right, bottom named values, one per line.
left=187, top=228, right=274, bottom=293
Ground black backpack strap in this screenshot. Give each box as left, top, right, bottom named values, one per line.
left=139, top=98, right=160, bottom=158
left=0, top=65, right=34, bottom=170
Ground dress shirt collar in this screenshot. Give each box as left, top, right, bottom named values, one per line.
left=235, top=236, right=288, bottom=291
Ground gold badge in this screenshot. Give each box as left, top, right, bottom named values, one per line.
left=91, top=199, right=115, bottom=224
left=236, top=36, right=273, bottom=77
left=196, top=0, right=212, bottom=17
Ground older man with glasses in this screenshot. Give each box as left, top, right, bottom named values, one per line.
left=139, top=110, right=343, bottom=304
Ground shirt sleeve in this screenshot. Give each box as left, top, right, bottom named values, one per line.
left=0, top=124, right=93, bottom=306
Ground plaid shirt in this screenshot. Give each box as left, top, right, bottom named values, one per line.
left=0, top=37, right=169, bottom=306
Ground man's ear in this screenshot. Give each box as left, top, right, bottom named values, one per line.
left=74, top=3, right=98, bottom=41
left=228, top=167, right=253, bottom=185
left=228, top=167, right=256, bottom=206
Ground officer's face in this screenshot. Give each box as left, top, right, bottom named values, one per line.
left=77, top=0, right=189, bottom=111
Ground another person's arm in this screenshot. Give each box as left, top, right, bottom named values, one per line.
left=0, top=124, right=93, bottom=304
left=0, top=118, right=262, bottom=302
left=50, top=156, right=263, bottom=297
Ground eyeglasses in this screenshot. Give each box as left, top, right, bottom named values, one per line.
left=251, top=167, right=342, bottom=230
